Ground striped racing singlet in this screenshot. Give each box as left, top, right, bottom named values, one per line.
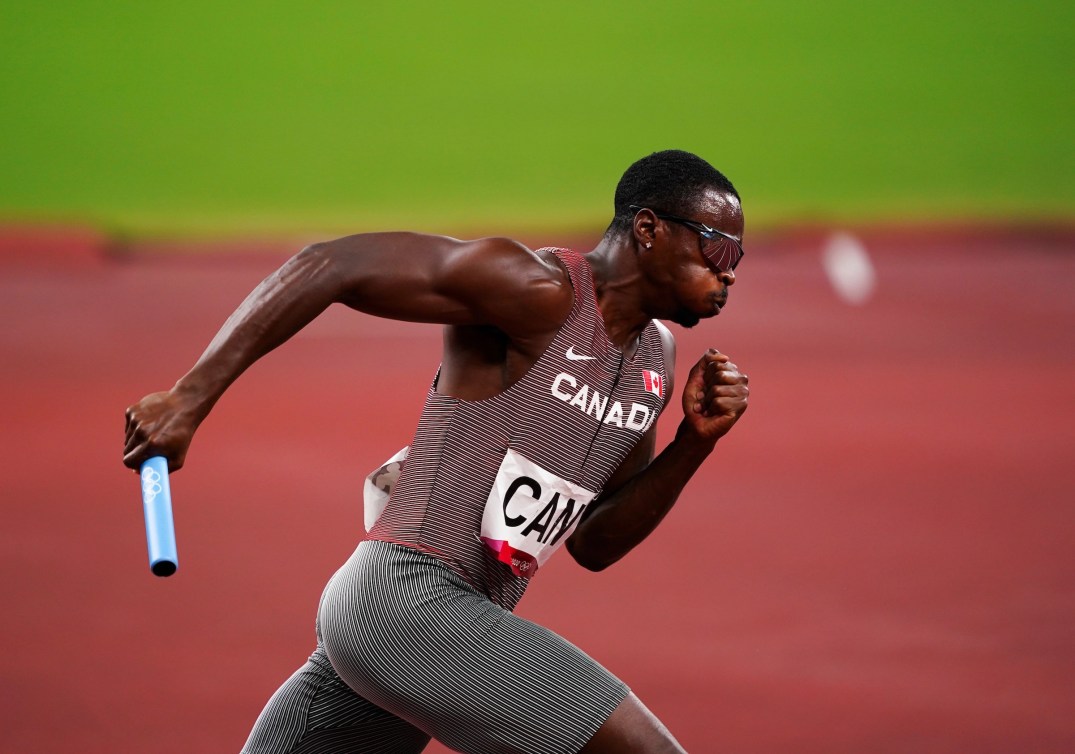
left=366, top=248, right=671, bottom=610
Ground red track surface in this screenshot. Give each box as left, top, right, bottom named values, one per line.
left=2, top=228, right=1073, bottom=752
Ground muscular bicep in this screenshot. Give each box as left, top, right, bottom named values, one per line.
left=324, top=232, right=571, bottom=337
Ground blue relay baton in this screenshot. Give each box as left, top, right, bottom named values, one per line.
left=140, top=456, right=178, bottom=576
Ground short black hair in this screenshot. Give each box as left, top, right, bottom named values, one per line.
left=607, top=150, right=738, bottom=235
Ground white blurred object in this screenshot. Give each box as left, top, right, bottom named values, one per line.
left=821, top=231, right=876, bottom=305
left=363, top=446, right=409, bottom=531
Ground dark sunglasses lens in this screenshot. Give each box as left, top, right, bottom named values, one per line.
left=702, top=236, right=742, bottom=272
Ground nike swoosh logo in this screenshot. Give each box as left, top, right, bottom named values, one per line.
left=566, top=346, right=596, bottom=361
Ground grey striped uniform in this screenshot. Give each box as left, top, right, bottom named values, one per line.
left=242, top=248, right=671, bottom=753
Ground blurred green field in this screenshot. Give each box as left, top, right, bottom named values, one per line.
left=1, top=1, right=1072, bottom=236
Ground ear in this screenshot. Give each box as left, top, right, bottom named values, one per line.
left=631, top=207, right=658, bottom=251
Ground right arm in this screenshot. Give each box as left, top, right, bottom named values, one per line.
left=123, top=233, right=571, bottom=471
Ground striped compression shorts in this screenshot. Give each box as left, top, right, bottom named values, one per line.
left=241, top=540, right=630, bottom=754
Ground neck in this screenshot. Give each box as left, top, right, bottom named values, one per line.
left=585, top=234, right=652, bottom=353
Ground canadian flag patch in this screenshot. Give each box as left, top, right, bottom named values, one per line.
left=642, top=369, right=664, bottom=398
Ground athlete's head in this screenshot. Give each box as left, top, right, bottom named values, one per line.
left=607, top=151, right=743, bottom=329
left=605, top=150, right=739, bottom=238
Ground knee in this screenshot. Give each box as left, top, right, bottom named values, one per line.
left=580, top=693, right=687, bottom=754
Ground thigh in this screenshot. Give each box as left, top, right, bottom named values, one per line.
left=242, top=649, right=431, bottom=754
left=320, top=541, right=630, bottom=754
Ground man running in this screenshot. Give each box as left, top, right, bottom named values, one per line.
left=123, top=149, right=749, bottom=753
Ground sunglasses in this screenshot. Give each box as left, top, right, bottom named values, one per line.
left=629, top=205, right=744, bottom=273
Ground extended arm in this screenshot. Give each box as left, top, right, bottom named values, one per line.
left=566, top=349, right=749, bottom=571
left=123, top=233, right=570, bottom=471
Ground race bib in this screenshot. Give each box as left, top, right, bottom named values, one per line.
left=480, top=449, right=597, bottom=578
left=363, top=446, right=409, bottom=531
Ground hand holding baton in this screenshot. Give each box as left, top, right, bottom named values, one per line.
left=140, top=456, right=178, bottom=576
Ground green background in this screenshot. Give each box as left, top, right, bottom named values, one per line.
left=2, top=1, right=1072, bottom=236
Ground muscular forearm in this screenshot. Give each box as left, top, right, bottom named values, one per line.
left=568, top=420, right=717, bottom=571
left=172, top=244, right=340, bottom=418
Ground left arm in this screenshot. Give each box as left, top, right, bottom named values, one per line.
left=566, top=347, right=749, bottom=571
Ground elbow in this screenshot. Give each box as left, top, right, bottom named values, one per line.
left=582, top=559, right=613, bottom=573
left=294, top=237, right=379, bottom=305
left=297, top=241, right=331, bottom=265
left=566, top=537, right=616, bottom=572
left=291, top=241, right=348, bottom=296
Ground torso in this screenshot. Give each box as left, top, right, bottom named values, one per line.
left=366, top=248, right=672, bottom=610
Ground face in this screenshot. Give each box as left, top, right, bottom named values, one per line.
left=637, top=188, right=744, bottom=328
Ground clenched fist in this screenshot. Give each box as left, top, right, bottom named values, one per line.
left=681, top=349, right=749, bottom=443
left=123, top=389, right=203, bottom=472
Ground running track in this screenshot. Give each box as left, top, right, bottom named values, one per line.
left=1, top=226, right=1073, bottom=752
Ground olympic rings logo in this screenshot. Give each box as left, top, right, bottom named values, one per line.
left=142, top=467, right=162, bottom=504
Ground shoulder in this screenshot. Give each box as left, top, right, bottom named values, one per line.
left=438, top=237, right=574, bottom=337
left=443, top=237, right=569, bottom=288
